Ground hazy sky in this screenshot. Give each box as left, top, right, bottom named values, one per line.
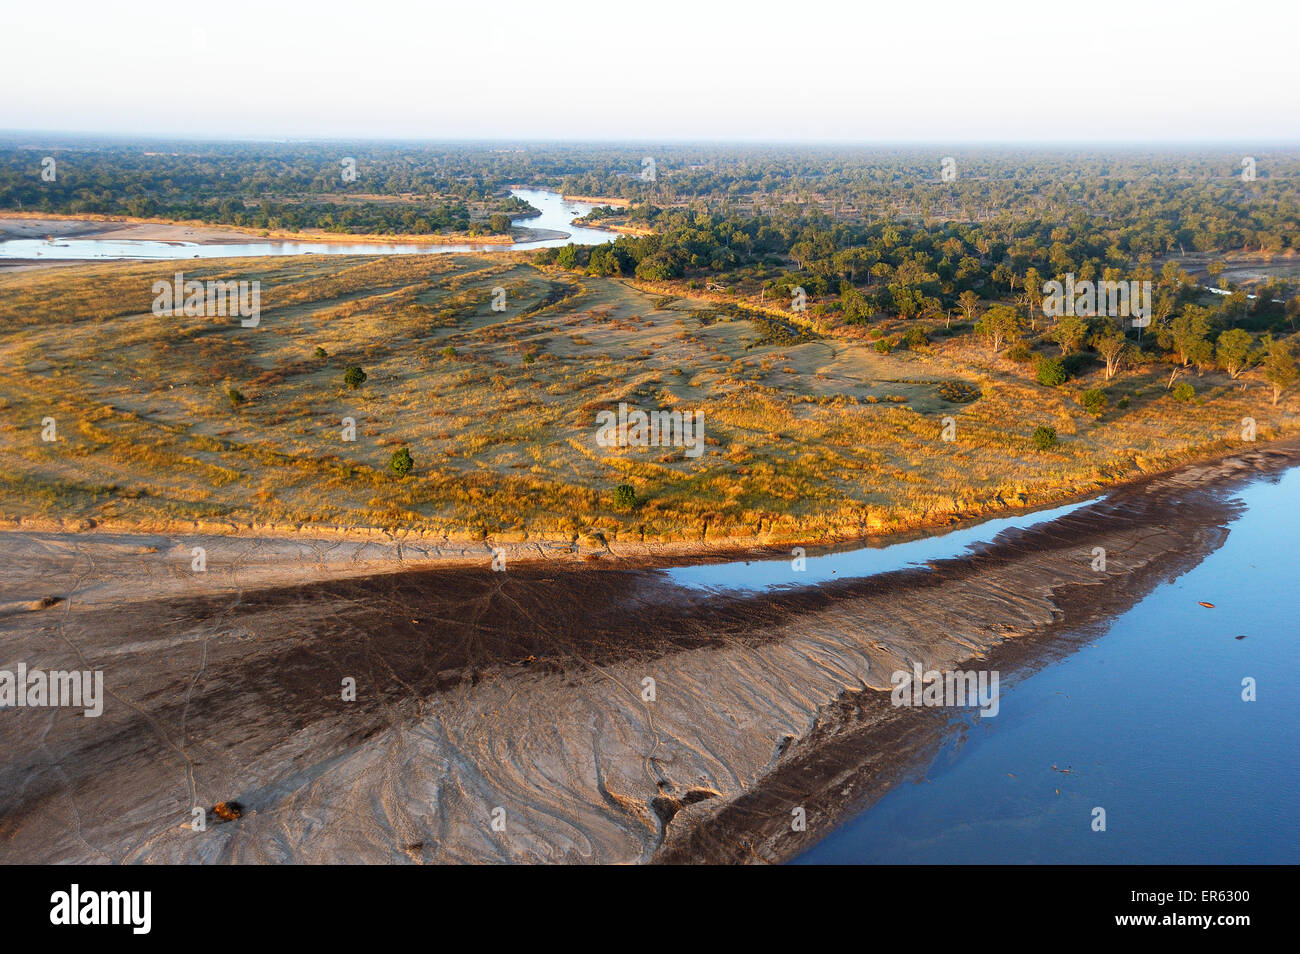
left=4, top=0, right=1297, bottom=142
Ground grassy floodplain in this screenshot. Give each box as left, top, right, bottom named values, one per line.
left=0, top=253, right=1294, bottom=546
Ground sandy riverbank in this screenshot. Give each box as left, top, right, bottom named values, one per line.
left=0, top=440, right=1292, bottom=864
left=0, top=212, right=517, bottom=250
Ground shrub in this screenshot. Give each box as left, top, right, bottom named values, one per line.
left=1081, top=388, right=1108, bottom=416
left=1006, top=341, right=1033, bottom=363
left=226, top=387, right=247, bottom=408
left=874, top=338, right=894, bottom=354
left=1032, top=425, right=1058, bottom=450
left=313, top=346, right=328, bottom=360
left=937, top=380, right=980, bottom=403
left=903, top=326, right=929, bottom=350
left=441, top=346, right=458, bottom=358
left=1172, top=382, right=1195, bottom=402
left=388, top=446, right=413, bottom=478
left=344, top=365, right=367, bottom=389
left=1035, top=356, right=1068, bottom=386
left=612, top=484, right=637, bottom=509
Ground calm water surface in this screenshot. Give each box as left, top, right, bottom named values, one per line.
left=793, top=465, right=1300, bottom=863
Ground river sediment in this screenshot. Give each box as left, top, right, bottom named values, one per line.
left=0, top=442, right=1293, bottom=863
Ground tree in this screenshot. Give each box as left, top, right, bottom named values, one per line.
left=344, top=365, right=367, bottom=389
left=975, top=305, right=1023, bottom=352
left=958, top=290, right=980, bottom=323
left=1094, top=330, right=1131, bottom=380
left=388, top=446, right=413, bottom=478
left=1215, top=328, right=1253, bottom=379
left=1262, top=336, right=1298, bottom=405
left=1168, top=307, right=1212, bottom=368
left=1023, top=267, right=1044, bottom=329
left=1032, top=425, right=1058, bottom=450
left=1053, top=315, right=1089, bottom=355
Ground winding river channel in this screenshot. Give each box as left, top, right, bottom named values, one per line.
left=0, top=189, right=617, bottom=260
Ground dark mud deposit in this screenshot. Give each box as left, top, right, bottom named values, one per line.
left=0, top=444, right=1294, bottom=863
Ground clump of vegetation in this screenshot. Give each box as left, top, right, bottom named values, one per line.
left=937, top=380, right=980, bottom=403
left=1081, top=388, right=1108, bottom=416
left=388, top=446, right=414, bottom=478
left=1262, top=336, right=1297, bottom=405
left=874, top=337, right=894, bottom=354
left=1035, top=356, right=1068, bottom=386
left=441, top=346, right=458, bottom=358
left=313, top=346, right=328, bottom=360
left=1032, top=425, right=1058, bottom=450
left=612, top=483, right=638, bottom=509
left=903, top=326, right=929, bottom=350
left=344, top=365, right=367, bottom=389
left=1005, top=341, right=1033, bottom=363
left=226, top=387, right=247, bottom=408
left=1172, top=382, right=1195, bottom=402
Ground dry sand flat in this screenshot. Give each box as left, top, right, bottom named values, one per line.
left=0, top=215, right=270, bottom=245
left=0, top=443, right=1289, bottom=864
left=0, top=213, right=527, bottom=247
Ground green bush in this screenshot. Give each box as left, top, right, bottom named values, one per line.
left=1006, top=341, right=1033, bottom=363
left=874, top=338, right=894, bottom=354
left=226, top=387, right=247, bottom=408
left=903, top=326, right=929, bottom=350
left=1032, top=425, right=1058, bottom=450
left=344, top=365, right=367, bottom=389
left=612, top=484, right=638, bottom=509
left=313, top=346, right=328, bottom=360
left=1172, top=382, right=1195, bottom=402
left=388, top=446, right=413, bottom=478
left=1035, top=356, right=1068, bottom=386
left=1081, top=388, right=1108, bottom=416
left=441, top=346, right=458, bottom=358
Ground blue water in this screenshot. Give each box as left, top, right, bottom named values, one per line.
left=796, top=467, right=1300, bottom=864
left=665, top=498, right=1094, bottom=592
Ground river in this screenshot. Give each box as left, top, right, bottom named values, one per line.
left=0, top=188, right=618, bottom=260
left=793, top=463, right=1300, bottom=864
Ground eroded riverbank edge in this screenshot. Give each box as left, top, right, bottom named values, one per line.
left=1, top=435, right=1289, bottom=606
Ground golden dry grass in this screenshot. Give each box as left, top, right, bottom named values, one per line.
left=0, top=253, right=1295, bottom=544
